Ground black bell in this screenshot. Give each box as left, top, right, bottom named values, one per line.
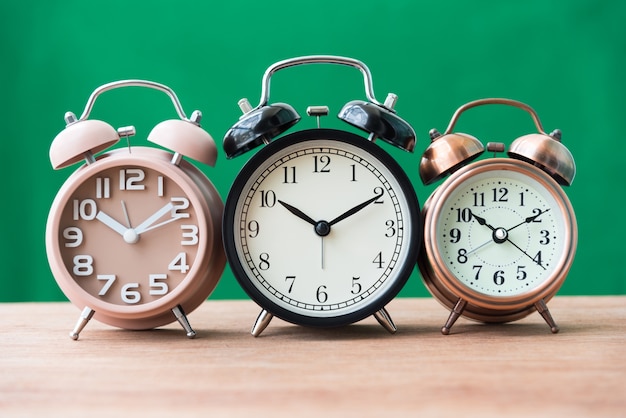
left=338, top=99, right=416, bottom=152
left=223, top=102, right=300, bottom=159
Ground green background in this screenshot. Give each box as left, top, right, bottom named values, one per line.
left=1, top=0, right=624, bottom=302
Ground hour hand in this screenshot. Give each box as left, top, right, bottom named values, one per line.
left=95, top=210, right=128, bottom=236
left=470, top=211, right=496, bottom=231
left=135, top=202, right=176, bottom=234
left=277, top=200, right=317, bottom=226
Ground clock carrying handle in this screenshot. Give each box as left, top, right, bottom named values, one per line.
left=51, top=79, right=217, bottom=169
left=443, top=98, right=547, bottom=135
left=433, top=97, right=575, bottom=186
left=76, top=79, right=191, bottom=122
left=254, top=55, right=386, bottom=109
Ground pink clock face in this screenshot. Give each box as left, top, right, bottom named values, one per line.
left=55, top=163, right=201, bottom=307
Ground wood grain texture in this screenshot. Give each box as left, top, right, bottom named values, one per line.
left=1, top=297, right=624, bottom=417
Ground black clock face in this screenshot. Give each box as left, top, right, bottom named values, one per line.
left=223, top=129, right=421, bottom=327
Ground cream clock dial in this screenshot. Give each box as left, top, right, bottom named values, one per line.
left=422, top=158, right=576, bottom=312
left=433, top=161, right=569, bottom=298
left=224, top=129, right=421, bottom=335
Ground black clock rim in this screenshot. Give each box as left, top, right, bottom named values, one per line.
left=222, top=128, right=422, bottom=328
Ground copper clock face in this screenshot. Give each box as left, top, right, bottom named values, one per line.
left=223, top=129, right=421, bottom=327
left=423, top=159, right=577, bottom=308
left=47, top=149, right=214, bottom=318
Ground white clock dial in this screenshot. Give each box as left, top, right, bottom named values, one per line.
left=435, top=168, right=567, bottom=297
left=224, top=130, right=420, bottom=326
left=423, top=159, right=577, bottom=311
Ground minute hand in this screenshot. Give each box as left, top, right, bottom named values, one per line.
left=328, top=189, right=384, bottom=226
left=135, top=202, right=175, bottom=234
left=506, top=209, right=550, bottom=232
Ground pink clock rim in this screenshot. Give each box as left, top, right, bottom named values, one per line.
left=45, top=147, right=217, bottom=322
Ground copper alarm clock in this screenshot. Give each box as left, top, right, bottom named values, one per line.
left=417, top=98, right=577, bottom=334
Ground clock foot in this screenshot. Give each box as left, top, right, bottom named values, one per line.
left=534, top=299, right=560, bottom=334
left=442, top=298, right=468, bottom=335
left=172, top=305, right=196, bottom=339
left=251, top=309, right=273, bottom=337
left=373, top=307, right=397, bottom=334
left=69, top=306, right=95, bottom=340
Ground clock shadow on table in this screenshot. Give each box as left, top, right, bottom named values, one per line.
left=421, top=320, right=593, bottom=338
left=70, top=314, right=593, bottom=342
left=242, top=321, right=438, bottom=341
left=73, top=327, right=198, bottom=343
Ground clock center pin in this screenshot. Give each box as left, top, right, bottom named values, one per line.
left=493, top=227, right=508, bottom=244
left=123, top=229, right=140, bottom=244
left=314, top=221, right=331, bottom=237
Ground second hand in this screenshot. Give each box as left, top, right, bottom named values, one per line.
left=321, top=237, right=325, bottom=270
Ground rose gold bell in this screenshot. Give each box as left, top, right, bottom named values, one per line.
left=419, top=129, right=484, bottom=185
left=508, top=129, right=575, bottom=186
left=420, top=98, right=575, bottom=186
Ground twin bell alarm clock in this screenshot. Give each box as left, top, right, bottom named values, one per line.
left=46, top=80, right=225, bottom=340
left=221, top=55, right=422, bottom=336
left=417, top=98, right=577, bottom=334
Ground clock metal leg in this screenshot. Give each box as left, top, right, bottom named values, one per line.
left=373, top=307, right=397, bottom=334
left=442, top=298, right=468, bottom=335
left=534, top=299, right=559, bottom=334
left=172, top=305, right=196, bottom=339
left=251, top=309, right=273, bottom=337
left=70, top=306, right=95, bottom=340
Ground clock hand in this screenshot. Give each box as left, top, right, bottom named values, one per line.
left=134, top=202, right=175, bottom=234
left=464, top=238, right=493, bottom=256
left=277, top=200, right=327, bottom=267
left=138, top=214, right=186, bottom=234
left=95, top=211, right=128, bottom=236
left=321, top=236, right=325, bottom=269
left=470, top=211, right=496, bottom=231
left=277, top=200, right=317, bottom=226
left=469, top=213, right=547, bottom=269
left=469, top=210, right=544, bottom=268
left=121, top=200, right=132, bottom=228
left=505, top=237, right=547, bottom=270
left=506, top=209, right=550, bottom=232
left=328, top=189, right=384, bottom=226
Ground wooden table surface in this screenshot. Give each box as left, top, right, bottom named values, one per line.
left=1, top=296, right=624, bottom=417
